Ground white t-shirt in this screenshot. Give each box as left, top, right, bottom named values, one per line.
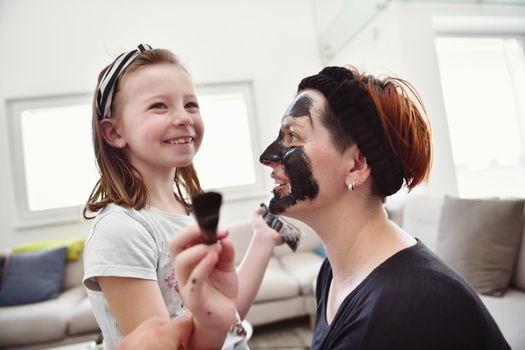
left=83, top=203, right=248, bottom=350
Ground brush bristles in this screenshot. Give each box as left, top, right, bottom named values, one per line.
left=193, top=192, right=222, bottom=216
left=192, top=192, right=222, bottom=244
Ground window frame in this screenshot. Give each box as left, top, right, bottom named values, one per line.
left=193, top=80, right=267, bottom=201
left=7, top=92, right=92, bottom=228
left=433, top=15, right=525, bottom=198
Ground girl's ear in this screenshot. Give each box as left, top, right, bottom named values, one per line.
left=99, top=119, right=126, bottom=149
left=344, top=145, right=371, bottom=189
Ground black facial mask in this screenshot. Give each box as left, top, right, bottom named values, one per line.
left=259, top=94, right=320, bottom=214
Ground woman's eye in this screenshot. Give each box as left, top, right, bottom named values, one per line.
left=286, top=132, right=299, bottom=144
left=150, top=102, right=168, bottom=110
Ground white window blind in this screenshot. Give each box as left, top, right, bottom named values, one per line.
left=435, top=36, right=525, bottom=198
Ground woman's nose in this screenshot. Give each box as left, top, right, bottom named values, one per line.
left=259, top=141, right=284, bottom=166
left=260, top=158, right=279, bottom=167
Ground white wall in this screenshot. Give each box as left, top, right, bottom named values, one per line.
left=326, top=2, right=525, bottom=206
left=2, top=1, right=523, bottom=248
left=0, top=0, right=322, bottom=248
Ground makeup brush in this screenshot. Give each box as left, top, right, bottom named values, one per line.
left=192, top=192, right=223, bottom=244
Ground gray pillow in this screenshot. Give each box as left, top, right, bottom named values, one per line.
left=436, top=196, right=524, bottom=297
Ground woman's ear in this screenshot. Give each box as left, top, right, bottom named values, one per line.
left=99, top=119, right=126, bottom=149
left=344, top=145, right=371, bottom=190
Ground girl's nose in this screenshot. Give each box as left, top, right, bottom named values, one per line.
left=172, top=110, right=193, bottom=127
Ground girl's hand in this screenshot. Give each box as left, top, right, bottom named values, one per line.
left=252, top=207, right=284, bottom=247
left=170, top=225, right=238, bottom=335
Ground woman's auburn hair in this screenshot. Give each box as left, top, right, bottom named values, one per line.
left=83, top=49, right=203, bottom=220
left=348, top=65, right=433, bottom=193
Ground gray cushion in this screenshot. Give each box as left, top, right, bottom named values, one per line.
left=0, top=246, right=68, bottom=306
left=437, top=196, right=524, bottom=296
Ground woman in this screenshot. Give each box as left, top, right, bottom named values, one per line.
left=258, top=65, right=509, bottom=349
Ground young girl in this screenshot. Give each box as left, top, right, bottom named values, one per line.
left=82, top=44, right=281, bottom=350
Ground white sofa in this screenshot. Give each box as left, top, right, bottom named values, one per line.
left=0, top=217, right=324, bottom=349
left=0, top=257, right=101, bottom=349
left=3, top=196, right=523, bottom=349
left=387, top=195, right=525, bottom=350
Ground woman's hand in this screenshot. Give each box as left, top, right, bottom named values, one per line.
left=170, top=225, right=238, bottom=348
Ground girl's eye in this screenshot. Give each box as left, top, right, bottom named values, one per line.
left=185, top=101, right=199, bottom=110
left=150, top=102, right=168, bottom=110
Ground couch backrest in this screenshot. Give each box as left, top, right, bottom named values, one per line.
left=401, top=196, right=444, bottom=252
left=399, top=195, right=525, bottom=291
left=63, top=256, right=84, bottom=290
left=228, top=220, right=255, bottom=265
left=512, top=206, right=525, bottom=289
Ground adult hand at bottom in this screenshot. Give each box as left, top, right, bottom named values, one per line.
left=116, top=313, right=193, bottom=350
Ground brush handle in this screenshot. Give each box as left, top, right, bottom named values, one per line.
left=199, top=213, right=219, bottom=244
left=260, top=203, right=302, bottom=252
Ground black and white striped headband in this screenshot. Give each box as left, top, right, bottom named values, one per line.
left=96, top=43, right=153, bottom=120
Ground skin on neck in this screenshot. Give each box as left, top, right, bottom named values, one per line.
left=301, top=186, right=415, bottom=324
left=136, top=165, right=187, bottom=215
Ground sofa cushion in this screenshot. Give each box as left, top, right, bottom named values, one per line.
left=67, top=297, right=99, bottom=336
left=254, top=258, right=300, bottom=302
left=436, top=196, right=524, bottom=296
left=0, top=286, right=85, bottom=347
left=0, top=246, right=68, bottom=306
left=479, top=288, right=525, bottom=350
left=278, top=252, right=324, bottom=294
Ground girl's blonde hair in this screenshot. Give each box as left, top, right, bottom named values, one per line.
left=83, top=49, right=202, bottom=219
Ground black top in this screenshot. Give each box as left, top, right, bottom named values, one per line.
left=312, top=240, right=510, bottom=350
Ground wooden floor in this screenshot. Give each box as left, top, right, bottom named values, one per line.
left=248, top=316, right=313, bottom=350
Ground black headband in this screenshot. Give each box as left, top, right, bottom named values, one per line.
left=298, top=66, right=403, bottom=197
left=96, top=43, right=153, bottom=120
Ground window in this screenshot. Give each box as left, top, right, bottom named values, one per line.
left=8, top=82, right=263, bottom=227
left=194, top=82, right=264, bottom=197
left=435, top=36, right=525, bottom=198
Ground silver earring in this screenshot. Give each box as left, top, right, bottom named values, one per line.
left=348, top=181, right=355, bottom=192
